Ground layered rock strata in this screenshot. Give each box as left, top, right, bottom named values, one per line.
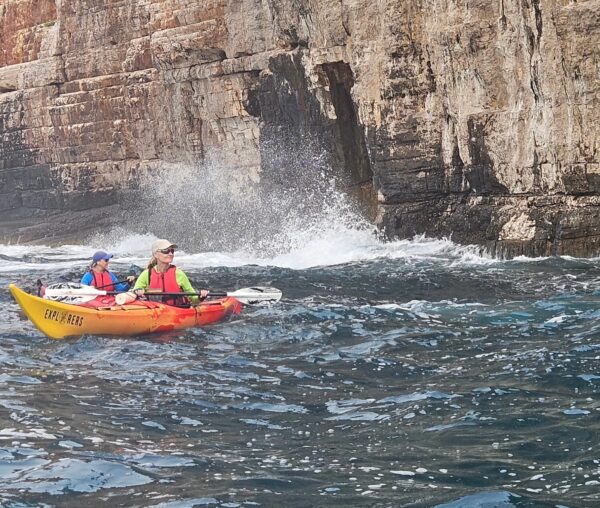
left=1, top=0, right=599, bottom=256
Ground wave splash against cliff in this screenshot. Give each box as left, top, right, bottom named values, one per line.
left=86, top=140, right=492, bottom=268
left=121, top=141, right=378, bottom=261
left=82, top=139, right=490, bottom=269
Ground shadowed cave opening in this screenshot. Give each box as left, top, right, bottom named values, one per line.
left=321, top=62, right=372, bottom=188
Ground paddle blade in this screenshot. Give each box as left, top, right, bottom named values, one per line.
left=228, top=286, right=282, bottom=305
left=44, top=283, right=105, bottom=304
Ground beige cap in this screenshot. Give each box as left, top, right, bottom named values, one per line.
left=151, top=239, right=178, bottom=253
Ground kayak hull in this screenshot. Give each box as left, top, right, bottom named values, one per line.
left=9, top=284, right=242, bottom=340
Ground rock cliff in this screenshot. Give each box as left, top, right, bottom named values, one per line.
left=1, top=0, right=599, bottom=255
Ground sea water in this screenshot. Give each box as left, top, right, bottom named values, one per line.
left=1, top=233, right=599, bottom=507
left=0, top=157, right=599, bottom=507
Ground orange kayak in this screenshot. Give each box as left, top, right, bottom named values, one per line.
left=9, top=284, right=242, bottom=340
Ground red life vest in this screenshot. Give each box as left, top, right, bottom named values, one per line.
left=148, top=265, right=189, bottom=306
left=88, top=270, right=114, bottom=291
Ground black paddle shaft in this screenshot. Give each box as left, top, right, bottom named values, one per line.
left=103, top=290, right=224, bottom=297
left=95, top=279, right=131, bottom=289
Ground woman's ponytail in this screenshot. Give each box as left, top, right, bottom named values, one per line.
left=146, top=256, right=157, bottom=270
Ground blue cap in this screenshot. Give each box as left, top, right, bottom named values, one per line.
left=92, top=251, right=113, bottom=263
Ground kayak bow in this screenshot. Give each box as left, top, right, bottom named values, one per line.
left=9, top=284, right=242, bottom=340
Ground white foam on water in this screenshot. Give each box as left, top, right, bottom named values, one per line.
left=0, top=244, right=92, bottom=273
left=0, top=428, right=56, bottom=440
left=0, top=232, right=497, bottom=272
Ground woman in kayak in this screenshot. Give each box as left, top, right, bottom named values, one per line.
left=133, top=239, right=208, bottom=306
left=81, top=250, right=135, bottom=291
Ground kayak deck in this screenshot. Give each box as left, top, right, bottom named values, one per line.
left=9, top=284, right=242, bottom=340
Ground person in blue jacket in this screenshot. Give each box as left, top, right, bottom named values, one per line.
left=80, top=251, right=135, bottom=291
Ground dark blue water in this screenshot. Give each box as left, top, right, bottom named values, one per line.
left=1, top=240, right=599, bottom=507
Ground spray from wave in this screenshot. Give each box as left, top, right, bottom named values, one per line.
left=80, top=136, right=492, bottom=269
left=117, top=137, right=379, bottom=258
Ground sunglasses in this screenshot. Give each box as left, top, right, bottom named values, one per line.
left=102, top=258, right=111, bottom=262
left=159, top=248, right=175, bottom=254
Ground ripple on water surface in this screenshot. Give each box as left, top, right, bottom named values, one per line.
left=1, top=242, right=600, bottom=506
